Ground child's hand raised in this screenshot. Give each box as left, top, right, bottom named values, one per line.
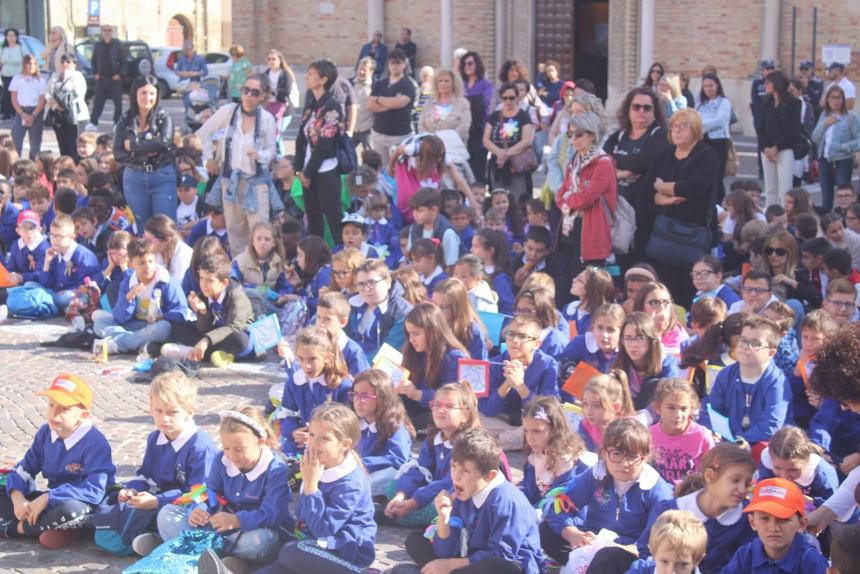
left=188, top=507, right=211, bottom=527
left=126, top=283, right=147, bottom=301
left=434, top=490, right=453, bottom=524
left=187, top=291, right=207, bottom=314
left=300, top=446, right=325, bottom=494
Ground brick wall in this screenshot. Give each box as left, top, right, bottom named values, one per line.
left=777, top=1, right=860, bottom=80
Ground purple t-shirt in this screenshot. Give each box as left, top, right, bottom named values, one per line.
left=650, top=421, right=714, bottom=485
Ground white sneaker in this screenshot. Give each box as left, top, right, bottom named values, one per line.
left=83, top=122, right=99, bottom=132
left=93, top=338, right=118, bottom=355
left=0, top=304, right=7, bottom=323
left=131, top=532, right=162, bottom=557
left=70, top=316, right=86, bottom=332
left=160, top=343, right=194, bottom=360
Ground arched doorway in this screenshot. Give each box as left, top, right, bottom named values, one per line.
left=167, top=14, right=194, bottom=47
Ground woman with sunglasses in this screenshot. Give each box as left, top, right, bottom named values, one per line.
left=482, top=82, right=535, bottom=203
left=603, top=87, right=670, bottom=267
left=198, top=73, right=278, bottom=256
left=761, top=230, right=820, bottom=319
left=45, top=53, right=89, bottom=159
left=459, top=51, right=493, bottom=184
left=643, top=62, right=664, bottom=91
left=555, top=111, right=617, bottom=287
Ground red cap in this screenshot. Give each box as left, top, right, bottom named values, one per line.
left=16, top=210, right=40, bottom=228
left=744, top=478, right=806, bottom=519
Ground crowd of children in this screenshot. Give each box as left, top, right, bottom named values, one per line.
left=3, top=128, right=860, bottom=574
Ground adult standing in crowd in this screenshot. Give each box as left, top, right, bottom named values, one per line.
left=643, top=108, right=719, bottom=306
left=0, top=29, right=24, bottom=120
left=9, top=54, right=47, bottom=160
left=353, top=57, right=377, bottom=151
left=264, top=49, right=299, bottom=157
left=555, top=111, right=617, bottom=283
left=86, top=25, right=126, bottom=131
left=367, top=49, right=416, bottom=167
left=227, top=44, right=252, bottom=104
left=823, top=62, right=856, bottom=111
left=460, top=51, right=494, bottom=184
left=812, top=85, right=860, bottom=211
left=643, top=62, right=664, bottom=91
left=41, top=26, right=75, bottom=77
left=755, top=70, right=802, bottom=207
left=603, top=87, right=669, bottom=266
left=295, top=59, right=346, bottom=242
left=395, top=28, right=417, bottom=77
left=749, top=59, right=774, bottom=178
left=696, top=73, right=732, bottom=203
left=483, top=82, right=535, bottom=202
left=114, top=75, right=176, bottom=230
left=357, top=31, right=387, bottom=81
left=417, top=68, right=471, bottom=145
left=198, top=74, right=276, bottom=256
left=45, top=53, right=89, bottom=160
left=175, top=40, right=208, bottom=110
left=799, top=60, right=823, bottom=119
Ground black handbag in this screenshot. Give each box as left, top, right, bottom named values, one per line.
left=645, top=214, right=712, bottom=268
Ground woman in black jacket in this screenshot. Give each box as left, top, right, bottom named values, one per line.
left=754, top=70, right=802, bottom=208
left=642, top=108, right=720, bottom=307
left=114, top=74, right=176, bottom=230
left=295, top=59, right=346, bottom=241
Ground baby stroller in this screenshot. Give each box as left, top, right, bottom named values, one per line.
left=184, top=77, right=221, bottom=132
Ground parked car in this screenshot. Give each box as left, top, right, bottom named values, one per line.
left=75, top=39, right=153, bottom=99
left=150, top=46, right=231, bottom=99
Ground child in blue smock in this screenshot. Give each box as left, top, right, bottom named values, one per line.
left=641, top=443, right=756, bottom=574
left=760, top=426, right=839, bottom=508
left=614, top=312, right=681, bottom=412
left=93, top=373, right=217, bottom=556
left=385, top=382, right=479, bottom=527
left=410, top=237, right=448, bottom=298
left=786, top=310, right=837, bottom=428
left=541, top=418, right=673, bottom=570
left=285, top=235, right=331, bottom=316
left=244, top=403, right=377, bottom=574
left=315, top=292, right=370, bottom=376
left=430, top=277, right=489, bottom=360
left=624, top=509, right=709, bottom=574
left=515, top=287, right=568, bottom=357
left=809, top=398, right=860, bottom=467
left=158, top=407, right=293, bottom=570
left=34, top=214, right=101, bottom=313
left=721, top=478, right=828, bottom=574
left=558, top=303, right=625, bottom=402
left=472, top=228, right=515, bottom=315
left=351, top=369, right=414, bottom=496
left=564, top=266, right=616, bottom=337
left=274, top=326, right=352, bottom=456
left=0, top=374, right=115, bottom=549
left=3, top=209, right=48, bottom=287
left=395, top=429, right=546, bottom=574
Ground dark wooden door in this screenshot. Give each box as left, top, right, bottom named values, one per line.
left=535, top=0, right=576, bottom=81
left=574, top=0, right=609, bottom=99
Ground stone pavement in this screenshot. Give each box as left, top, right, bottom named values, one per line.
left=0, top=317, right=442, bottom=573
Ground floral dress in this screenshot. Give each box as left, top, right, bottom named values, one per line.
left=228, top=58, right=252, bottom=100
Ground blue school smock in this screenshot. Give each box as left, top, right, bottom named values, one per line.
left=465, top=321, right=489, bottom=360
left=124, top=425, right=218, bottom=507
left=6, top=421, right=116, bottom=506
left=567, top=414, right=599, bottom=452
left=457, top=225, right=475, bottom=252
left=759, top=448, right=838, bottom=508
left=479, top=349, right=559, bottom=417
left=557, top=332, right=617, bottom=402
left=37, top=242, right=101, bottom=292
left=279, top=365, right=352, bottom=454
left=432, top=475, right=545, bottom=574
left=206, top=447, right=294, bottom=532
left=643, top=490, right=755, bottom=574
left=295, top=264, right=332, bottom=315
left=695, top=284, right=742, bottom=309
left=626, top=559, right=703, bottom=574
left=112, top=266, right=188, bottom=325
left=786, top=369, right=815, bottom=426
left=93, top=263, right=130, bottom=293
left=41, top=206, right=56, bottom=233
left=347, top=292, right=413, bottom=362
left=539, top=325, right=569, bottom=357
left=0, top=202, right=19, bottom=249
left=491, top=272, right=515, bottom=315
left=396, top=431, right=453, bottom=507
left=720, top=532, right=828, bottom=574
left=809, top=398, right=860, bottom=463
left=186, top=218, right=231, bottom=257
left=519, top=451, right=597, bottom=505
left=543, top=460, right=673, bottom=555
left=298, top=455, right=377, bottom=566
left=181, top=266, right=200, bottom=297
left=5, top=235, right=49, bottom=283
left=336, top=330, right=370, bottom=377
left=420, top=266, right=448, bottom=298
left=562, top=300, right=592, bottom=335
left=703, top=360, right=789, bottom=445
left=357, top=419, right=412, bottom=473
left=368, top=218, right=401, bottom=268
left=412, top=347, right=469, bottom=407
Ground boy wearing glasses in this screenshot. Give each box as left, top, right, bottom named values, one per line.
left=821, top=279, right=859, bottom=325
left=479, top=314, right=559, bottom=449
left=704, top=316, right=788, bottom=459
left=728, top=270, right=779, bottom=316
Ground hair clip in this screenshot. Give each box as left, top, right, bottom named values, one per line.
left=220, top=410, right=266, bottom=438
left=532, top=406, right=550, bottom=421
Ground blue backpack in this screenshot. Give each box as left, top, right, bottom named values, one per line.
left=7, top=286, right=58, bottom=319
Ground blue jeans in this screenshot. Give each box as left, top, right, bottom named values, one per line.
left=818, top=157, right=854, bottom=211
left=122, top=163, right=178, bottom=232
left=157, top=503, right=281, bottom=562
left=92, top=310, right=172, bottom=353
left=11, top=106, right=44, bottom=160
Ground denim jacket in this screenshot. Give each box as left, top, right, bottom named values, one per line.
left=811, top=112, right=860, bottom=162
left=697, top=96, right=732, bottom=139
left=206, top=171, right=285, bottom=215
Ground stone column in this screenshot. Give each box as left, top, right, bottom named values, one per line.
left=761, top=0, right=780, bottom=63
left=638, top=0, right=655, bottom=83
left=495, top=0, right=507, bottom=75
left=441, top=0, right=453, bottom=68
left=368, top=0, right=384, bottom=42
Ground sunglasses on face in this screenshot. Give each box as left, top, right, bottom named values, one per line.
left=501, top=95, right=517, bottom=102
left=572, top=130, right=591, bottom=139
left=764, top=247, right=788, bottom=256
left=631, top=103, right=654, bottom=112
left=241, top=86, right=263, bottom=97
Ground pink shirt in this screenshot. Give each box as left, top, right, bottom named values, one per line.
left=650, top=421, right=714, bottom=485
left=661, top=321, right=690, bottom=357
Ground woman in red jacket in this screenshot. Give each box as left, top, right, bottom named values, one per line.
left=555, top=110, right=618, bottom=289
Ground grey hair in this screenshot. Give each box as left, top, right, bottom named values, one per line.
left=569, top=111, right=604, bottom=142
left=571, top=93, right=608, bottom=135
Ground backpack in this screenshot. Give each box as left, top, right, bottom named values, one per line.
left=599, top=193, right=636, bottom=255
left=6, top=286, right=58, bottom=319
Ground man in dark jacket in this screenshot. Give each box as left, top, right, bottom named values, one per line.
left=86, top=25, right=126, bottom=129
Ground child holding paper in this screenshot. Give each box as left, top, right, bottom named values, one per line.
left=558, top=303, right=625, bottom=402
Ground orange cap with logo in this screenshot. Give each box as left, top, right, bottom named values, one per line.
left=743, top=477, right=806, bottom=519
left=37, top=373, right=93, bottom=410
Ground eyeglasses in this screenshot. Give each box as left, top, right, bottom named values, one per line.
left=671, top=123, right=691, bottom=131
left=348, top=391, right=377, bottom=403
left=501, top=95, right=517, bottom=102
left=332, top=269, right=353, bottom=278
left=429, top=400, right=464, bottom=411
left=737, top=337, right=770, bottom=351
left=690, top=269, right=715, bottom=279
left=764, top=247, right=788, bottom=256
left=464, top=61, right=475, bottom=67
left=241, top=86, right=263, bottom=97
left=606, top=449, right=645, bottom=465
left=825, top=299, right=855, bottom=310
left=572, top=130, right=590, bottom=139
left=49, top=233, right=71, bottom=240
left=631, top=103, right=654, bottom=112
left=505, top=331, right=539, bottom=343
left=622, top=335, right=651, bottom=344
left=356, top=277, right=385, bottom=291
left=742, top=286, right=770, bottom=295
left=646, top=299, right=672, bottom=309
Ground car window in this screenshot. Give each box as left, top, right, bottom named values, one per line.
left=77, top=44, right=94, bottom=62
left=205, top=53, right=229, bottom=64
left=127, top=45, right=150, bottom=61
left=151, top=48, right=162, bottom=60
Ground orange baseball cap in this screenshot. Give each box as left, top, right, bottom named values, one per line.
left=744, top=478, right=806, bottom=519
left=37, top=373, right=93, bottom=410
